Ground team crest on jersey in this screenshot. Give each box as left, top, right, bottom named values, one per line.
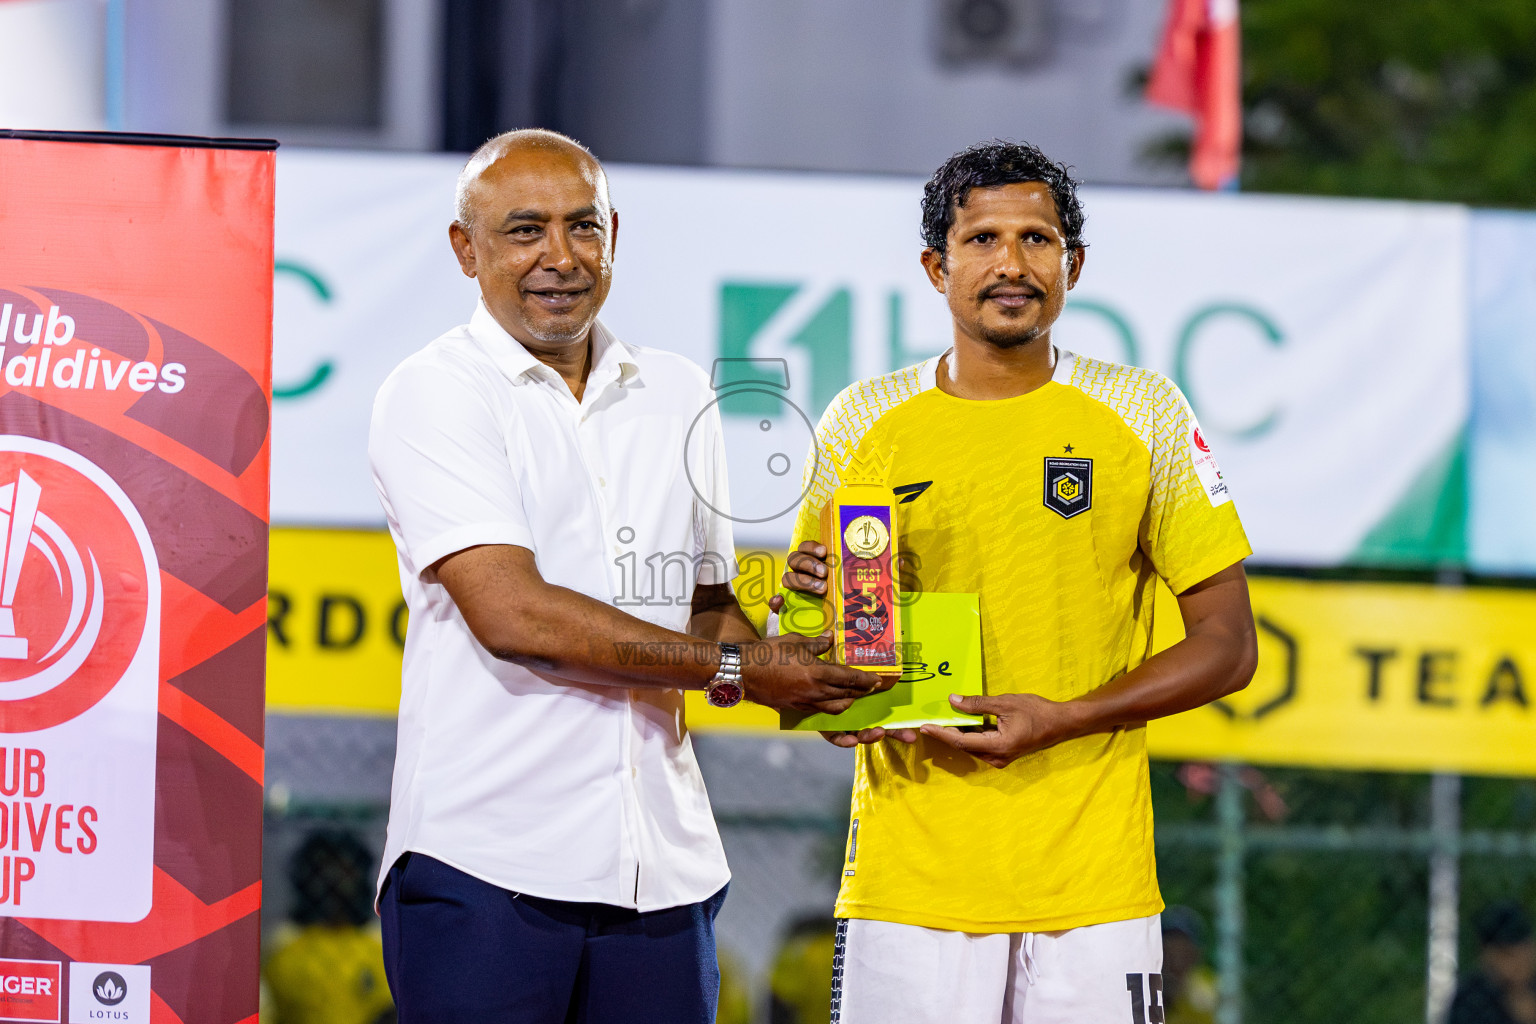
left=1043, top=457, right=1093, bottom=519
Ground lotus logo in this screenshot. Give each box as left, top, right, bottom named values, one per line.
left=93, top=970, right=127, bottom=1005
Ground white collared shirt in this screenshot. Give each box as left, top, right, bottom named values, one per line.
left=368, top=300, right=735, bottom=910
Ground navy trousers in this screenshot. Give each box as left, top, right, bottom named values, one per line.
left=379, top=853, right=726, bottom=1024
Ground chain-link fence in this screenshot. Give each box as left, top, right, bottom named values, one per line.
left=260, top=720, right=1536, bottom=1024
left=260, top=715, right=395, bottom=1024
left=1153, top=763, right=1536, bottom=1024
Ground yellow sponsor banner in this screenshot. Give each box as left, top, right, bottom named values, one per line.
left=1148, top=576, right=1536, bottom=777
left=268, top=528, right=1536, bottom=776
left=267, top=527, right=406, bottom=717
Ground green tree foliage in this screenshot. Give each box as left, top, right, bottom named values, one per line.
left=1238, top=0, right=1536, bottom=206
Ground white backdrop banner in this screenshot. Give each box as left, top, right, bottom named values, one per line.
left=1469, top=211, right=1536, bottom=575
left=0, top=0, right=105, bottom=131
left=273, top=151, right=1469, bottom=565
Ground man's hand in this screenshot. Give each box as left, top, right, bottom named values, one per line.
left=918, top=692, right=1081, bottom=769
left=780, top=540, right=830, bottom=596
left=917, top=564, right=1255, bottom=764
left=765, top=540, right=831, bottom=619
left=766, top=542, right=910, bottom=746
left=820, top=726, right=918, bottom=748
left=742, top=632, right=891, bottom=714
left=781, top=556, right=1255, bottom=756
left=765, top=541, right=881, bottom=728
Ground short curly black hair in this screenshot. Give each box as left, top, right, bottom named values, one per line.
left=921, top=140, right=1087, bottom=260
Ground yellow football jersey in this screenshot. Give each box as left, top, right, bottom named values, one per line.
left=784, top=351, right=1251, bottom=934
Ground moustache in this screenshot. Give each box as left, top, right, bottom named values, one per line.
left=522, top=272, right=595, bottom=291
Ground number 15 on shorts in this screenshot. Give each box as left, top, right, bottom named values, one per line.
left=1127, top=972, right=1164, bottom=1024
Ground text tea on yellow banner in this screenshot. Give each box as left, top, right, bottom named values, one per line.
left=1149, top=576, right=1536, bottom=776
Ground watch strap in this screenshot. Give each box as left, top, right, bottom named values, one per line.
left=706, top=642, right=745, bottom=708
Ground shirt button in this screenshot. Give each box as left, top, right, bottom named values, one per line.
left=598, top=477, right=607, bottom=487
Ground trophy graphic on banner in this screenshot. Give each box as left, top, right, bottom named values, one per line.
left=0, top=468, right=41, bottom=659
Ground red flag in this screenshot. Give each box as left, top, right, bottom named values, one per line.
left=1146, top=0, right=1241, bottom=190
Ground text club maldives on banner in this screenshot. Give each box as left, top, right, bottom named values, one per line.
left=0, top=131, right=274, bottom=1024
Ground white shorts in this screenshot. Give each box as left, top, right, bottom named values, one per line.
left=833, top=914, right=1164, bottom=1024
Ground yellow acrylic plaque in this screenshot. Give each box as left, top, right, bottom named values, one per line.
left=781, top=591, right=985, bottom=731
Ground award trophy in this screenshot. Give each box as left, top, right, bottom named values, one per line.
left=819, top=447, right=904, bottom=678
left=779, top=447, right=985, bottom=732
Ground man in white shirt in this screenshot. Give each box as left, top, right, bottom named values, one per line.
left=368, top=129, right=883, bottom=1023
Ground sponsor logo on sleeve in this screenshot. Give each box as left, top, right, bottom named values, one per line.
left=0, top=959, right=61, bottom=1023
left=1189, top=423, right=1233, bottom=507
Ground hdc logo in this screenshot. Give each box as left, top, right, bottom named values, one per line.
left=718, top=280, right=1287, bottom=441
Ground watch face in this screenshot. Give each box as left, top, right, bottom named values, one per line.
left=706, top=680, right=744, bottom=708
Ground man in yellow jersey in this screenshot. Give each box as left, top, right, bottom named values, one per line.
left=772, top=140, right=1259, bottom=1023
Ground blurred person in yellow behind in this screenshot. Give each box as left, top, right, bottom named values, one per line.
left=1161, top=907, right=1217, bottom=1024
left=768, top=915, right=838, bottom=1024
left=264, top=829, right=395, bottom=1024
left=716, top=948, right=753, bottom=1024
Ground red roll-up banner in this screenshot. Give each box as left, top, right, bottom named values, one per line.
left=0, top=131, right=274, bottom=1024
